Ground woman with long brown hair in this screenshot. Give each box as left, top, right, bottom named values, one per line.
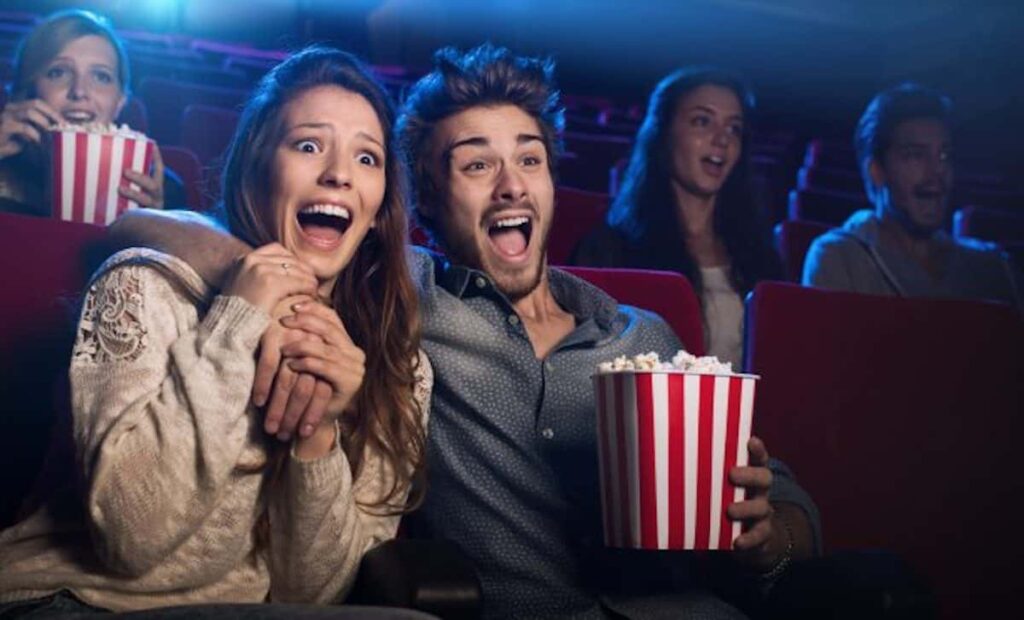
left=0, top=46, right=428, bottom=617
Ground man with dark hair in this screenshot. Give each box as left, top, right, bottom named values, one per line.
left=109, top=44, right=820, bottom=618
left=389, top=43, right=820, bottom=618
left=803, top=83, right=1022, bottom=309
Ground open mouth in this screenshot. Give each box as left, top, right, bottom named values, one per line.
left=487, top=214, right=533, bottom=259
left=297, top=203, right=351, bottom=249
left=62, top=110, right=96, bottom=124
left=701, top=154, right=726, bottom=177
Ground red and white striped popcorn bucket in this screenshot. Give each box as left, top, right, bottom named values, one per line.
left=49, top=128, right=155, bottom=225
left=593, top=371, right=758, bottom=550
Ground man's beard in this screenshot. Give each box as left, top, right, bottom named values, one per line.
left=439, top=217, right=550, bottom=301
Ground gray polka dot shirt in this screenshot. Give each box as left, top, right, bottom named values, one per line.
left=406, top=248, right=820, bottom=619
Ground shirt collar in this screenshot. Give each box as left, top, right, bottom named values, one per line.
left=438, top=259, right=619, bottom=331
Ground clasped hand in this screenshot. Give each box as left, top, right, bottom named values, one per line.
left=223, top=244, right=365, bottom=441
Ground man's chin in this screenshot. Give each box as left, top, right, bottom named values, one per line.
left=486, top=257, right=545, bottom=300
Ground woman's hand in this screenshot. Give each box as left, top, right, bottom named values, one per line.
left=222, top=243, right=319, bottom=315
left=120, top=146, right=166, bottom=209
left=279, top=301, right=366, bottom=432
left=254, top=294, right=334, bottom=442
left=0, top=99, right=60, bottom=159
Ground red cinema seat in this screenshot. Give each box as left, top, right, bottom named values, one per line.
left=788, top=187, right=872, bottom=225
left=744, top=281, right=1023, bottom=619
left=116, top=96, right=149, bottom=135
left=138, top=77, right=246, bottom=146
left=160, top=146, right=205, bottom=211
left=953, top=205, right=1024, bottom=244
left=180, top=104, right=242, bottom=169
left=796, top=165, right=864, bottom=196
left=0, top=213, right=109, bottom=526
left=561, top=266, right=705, bottom=356
left=560, top=132, right=633, bottom=193
left=549, top=186, right=608, bottom=266
left=803, top=139, right=858, bottom=170
left=774, top=219, right=832, bottom=282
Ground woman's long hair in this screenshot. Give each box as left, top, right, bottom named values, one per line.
left=605, top=67, right=781, bottom=298
left=219, top=46, right=424, bottom=518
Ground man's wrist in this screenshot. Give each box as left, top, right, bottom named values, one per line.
left=757, top=511, right=795, bottom=587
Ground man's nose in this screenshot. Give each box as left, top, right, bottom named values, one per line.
left=493, top=164, right=527, bottom=203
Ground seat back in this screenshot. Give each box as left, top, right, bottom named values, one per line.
left=560, top=266, right=704, bottom=356
left=116, top=96, right=149, bottom=135
left=774, top=219, right=832, bottom=281
left=745, top=281, right=1023, bottom=618
left=160, top=146, right=205, bottom=210
left=180, top=104, right=241, bottom=168
left=138, top=77, right=246, bottom=146
left=953, top=205, right=1024, bottom=244
left=788, top=187, right=871, bottom=225
left=549, top=187, right=608, bottom=266
left=0, top=213, right=109, bottom=526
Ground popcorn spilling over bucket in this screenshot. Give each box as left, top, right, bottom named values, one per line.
left=49, top=123, right=154, bottom=225
left=594, top=352, right=758, bottom=550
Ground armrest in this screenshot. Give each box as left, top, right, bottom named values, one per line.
left=765, top=550, right=937, bottom=619
left=347, top=539, right=482, bottom=620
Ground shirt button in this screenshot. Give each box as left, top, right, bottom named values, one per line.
left=544, top=361, right=554, bottom=372
left=475, top=276, right=487, bottom=288
left=508, top=314, right=520, bottom=326
left=541, top=428, right=554, bottom=439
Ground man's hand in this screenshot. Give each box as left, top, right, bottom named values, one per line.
left=280, top=301, right=366, bottom=423
left=257, top=300, right=366, bottom=442
left=728, top=436, right=785, bottom=571
left=253, top=296, right=333, bottom=442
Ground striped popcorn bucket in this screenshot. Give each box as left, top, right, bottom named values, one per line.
left=593, top=371, right=758, bottom=550
left=49, top=129, right=155, bottom=225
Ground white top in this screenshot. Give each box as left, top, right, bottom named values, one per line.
left=700, top=266, right=744, bottom=369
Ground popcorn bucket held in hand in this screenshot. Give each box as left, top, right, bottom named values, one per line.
left=49, top=124, right=155, bottom=225
left=593, top=356, right=758, bottom=551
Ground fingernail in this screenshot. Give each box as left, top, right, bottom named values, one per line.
left=277, top=432, right=291, bottom=442
left=292, top=302, right=307, bottom=310
left=265, top=422, right=278, bottom=434
left=301, top=424, right=314, bottom=437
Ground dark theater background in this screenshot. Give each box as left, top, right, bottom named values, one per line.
left=1, top=2, right=1022, bottom=619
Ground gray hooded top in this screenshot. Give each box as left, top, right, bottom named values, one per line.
left=802, top=210, right=1023, bottom=312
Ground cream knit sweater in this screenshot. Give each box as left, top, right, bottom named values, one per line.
left=0, top=248, right=431, bottom=611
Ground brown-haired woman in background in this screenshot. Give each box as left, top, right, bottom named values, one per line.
left=572, top=67, right=781, bottom=368
left=0, top=46, right=429, bottom=618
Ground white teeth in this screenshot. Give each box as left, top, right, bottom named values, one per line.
left=708, top=155, right=724, bottom=165
left=493, top=216, right=529, bottom=228
left=300, top=204, right=351, bottom=219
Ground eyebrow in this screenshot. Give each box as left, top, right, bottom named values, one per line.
left=285, top=123, right=384, bottom=148
left=49, top=56, right=116, bottom=71
left=445, top=133, right=545, bottom=157
left=687, top=104, right=743, bottom=122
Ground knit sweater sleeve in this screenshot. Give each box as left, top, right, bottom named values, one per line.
left=69, top=261, right=269, bottom=578
left=267, top=351, right=433, bottom=604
